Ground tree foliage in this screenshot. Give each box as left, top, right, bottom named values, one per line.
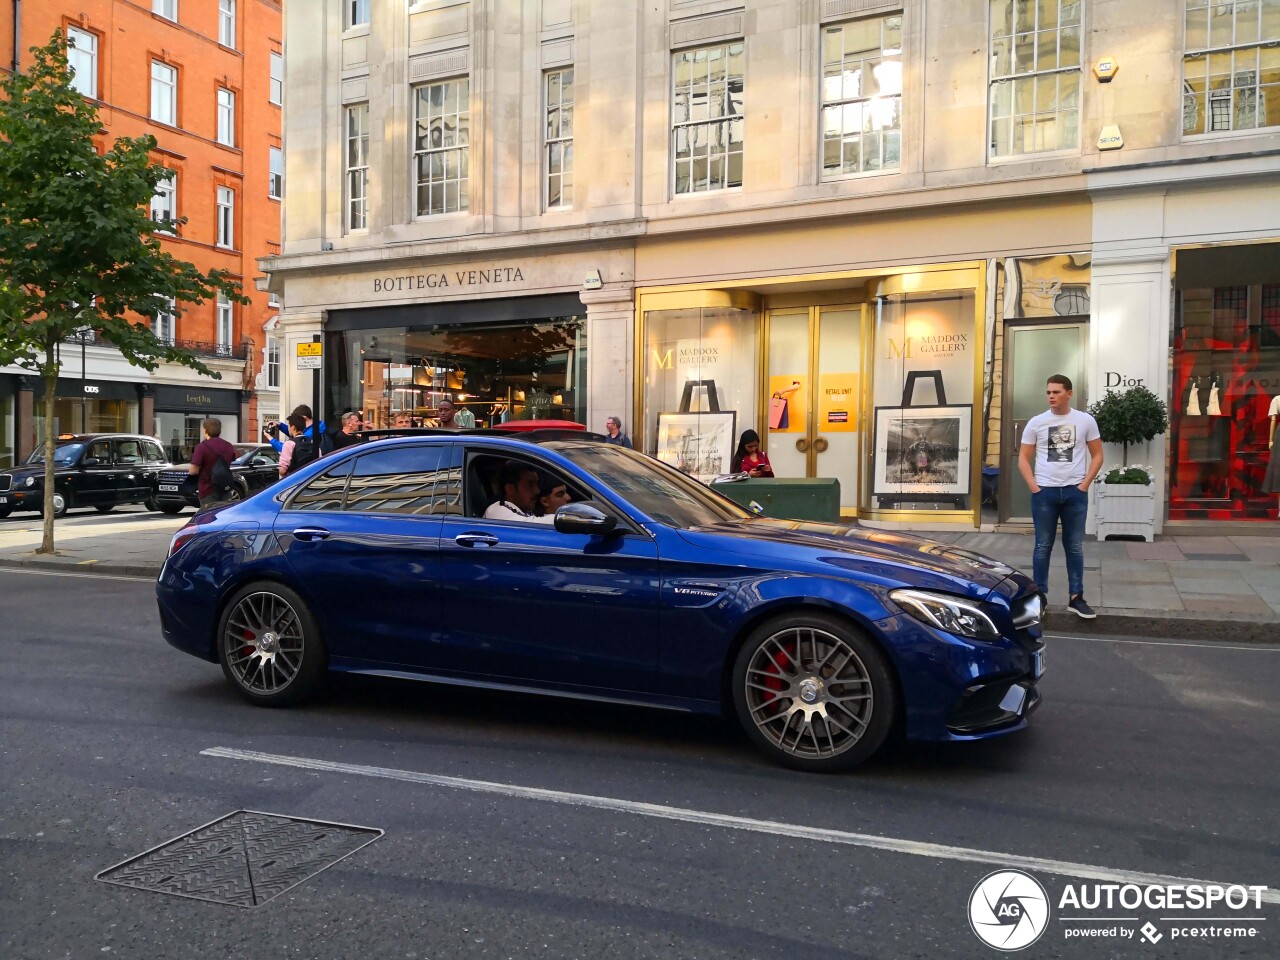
left=1089, top=385, right=1169, bottom=467
left=0, top=31, right=249, bottom=552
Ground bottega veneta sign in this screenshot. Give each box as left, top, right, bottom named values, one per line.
left=372, top=266, right=525, bottom=294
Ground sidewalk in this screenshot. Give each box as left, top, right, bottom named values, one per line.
left=0, top=513, right=1276, bottom=641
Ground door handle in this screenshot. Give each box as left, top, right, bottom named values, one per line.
left=813, top=437, right=829, bottom=453
left=292, top=527, right=331, bottom=542
left=455, top=532, right=500, bottom=548
left=795, top=437, right=810, bottom=453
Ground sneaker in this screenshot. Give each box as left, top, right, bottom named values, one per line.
left=1067, top=596, right=1097, bottom=619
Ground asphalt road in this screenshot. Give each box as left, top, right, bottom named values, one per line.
left=1, top=568, right=1277, bottom=960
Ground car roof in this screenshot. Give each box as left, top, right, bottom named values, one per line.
left=357, top=427, right=610, bottom=444
left=54, top=433, right=159, bottom=442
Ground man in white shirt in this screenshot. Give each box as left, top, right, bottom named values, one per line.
left=483, top=460, right=555, bottom=524
left=1018, top=374, right=1104, bottom=619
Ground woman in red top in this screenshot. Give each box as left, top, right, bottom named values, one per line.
left=731, top=429, right=774, bottom=477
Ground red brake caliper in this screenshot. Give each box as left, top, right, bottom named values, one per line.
left=761, top=642, right=796, bottom=717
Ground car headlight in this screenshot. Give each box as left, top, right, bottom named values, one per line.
left=24, top=476, right=36, bottom=487
left=889, top=588, right=1001, bottom=640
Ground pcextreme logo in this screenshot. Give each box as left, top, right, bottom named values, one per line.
left=967, top=869, right=1269, bottom=951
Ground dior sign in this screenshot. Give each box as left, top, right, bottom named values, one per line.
left=372, top=266, right=526, bottom=294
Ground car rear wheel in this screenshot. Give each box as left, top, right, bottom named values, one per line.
left=95, top=504, right=114, bottom=514
left=218, top=582, right=326, bottom=707
left=145, top=496, right=160, bottom=512
left=156, top=502, right=184, bottom=515
left=0, top=506, right=11, bottom=519
left=732, top=613, right=897, bottom=773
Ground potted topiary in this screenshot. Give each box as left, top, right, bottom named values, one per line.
left=1088, top=385, right=1169, bottom=542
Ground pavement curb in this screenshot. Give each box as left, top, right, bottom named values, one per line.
left=1041, top=608, right=1280, bottom=644
left=0, top=556, right=161, bottom=579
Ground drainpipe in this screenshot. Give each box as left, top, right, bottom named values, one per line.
left=11, top=0, right=19, bottom=74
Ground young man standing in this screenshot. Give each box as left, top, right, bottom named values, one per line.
left=604, top=416, right=632, bottom=448
left=1018, top=374, right=1104, bottom=618
left=188, top=418, right=238, bottom=509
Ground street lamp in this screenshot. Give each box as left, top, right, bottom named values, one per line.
left=81, top=330, right=87, bottom=434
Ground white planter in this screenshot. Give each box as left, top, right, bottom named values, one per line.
left=1095, top=483, right=1156, bottom=542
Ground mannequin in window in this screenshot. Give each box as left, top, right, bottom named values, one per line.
left=1262, top=394, right=1280, bottom=505
left=1206, top=375, right=1222, bottom=416
left=1185, top=376, right=1201, bottom=416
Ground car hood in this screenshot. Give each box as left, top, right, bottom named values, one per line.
left=678, top=518, right=1019, bottom=599
left=0, top=464, right=66, bottom=483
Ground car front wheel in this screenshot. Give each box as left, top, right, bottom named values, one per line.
left=157, top=502, right=184, bottom=515
left=731, top=613, right=897, bottom=773
left=48, top=491, right=70, bottom=518
left=217, top=582, right=326, bottom=707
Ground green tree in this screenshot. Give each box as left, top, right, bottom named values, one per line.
left=1089, top=385, right=1169, bottom=467
left=0, top=31, right=247, bottom=554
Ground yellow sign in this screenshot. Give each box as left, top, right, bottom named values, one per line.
left=768, top=375, right=806, bottom=434
left=296, top=342, right=322, bottom=357
left=819, top=373, right=859, bottom=433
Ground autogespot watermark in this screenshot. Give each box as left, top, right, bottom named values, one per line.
left=967, top=871, right=1269, bottom=950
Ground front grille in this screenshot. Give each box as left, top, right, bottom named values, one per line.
left=159, top=471, right=189, bottom=484
left=0, top=476, right=10, bottom=492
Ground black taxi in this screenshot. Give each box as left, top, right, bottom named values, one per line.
left=0, top=434, right=171, bottom=519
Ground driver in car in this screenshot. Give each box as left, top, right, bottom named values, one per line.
left=483, top=461, right=556, bottom=524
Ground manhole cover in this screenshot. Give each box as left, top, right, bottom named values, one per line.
left=95, top=810, right=382, bottom=908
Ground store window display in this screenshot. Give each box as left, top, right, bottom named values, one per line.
left=1170, top=284, right=1280, bottom=520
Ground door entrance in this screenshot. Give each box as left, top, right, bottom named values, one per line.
left=1000, top=322, right=1088, bottom=522
left=765, top=305, right=864, bottom=512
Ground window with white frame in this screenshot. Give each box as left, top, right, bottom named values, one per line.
left=266, top=338, right=281, bottom=388
left=544, top=68, right=574, bottom=209
left=988, top=0, right=1082, bottom=157
left=346, top=103, right=370, bottom=231
left=67, top=27, right=98, bottom=99
left=268, top=292, right=281, bottom=308
left=219, top=0, right=236, bottom=48
left=216, top=293, right=234, bottom=355
left=270, top=52, right=284, bottom=105
left=153, top=0, right=177, bottom=23
left=154, top=298, right=176, bottom=344
left=217, top=88, right=236, bottom=146
left=346, top=0, right=370, bottom=30
left=1183, top=0, right=1280, bottom=135
left=151, top=61, right=177, bottom=125
left=151, top=171, right=177, bottom=232
left=217, top=186, right=235, bottom=248
left=269, top=147, right=284, bottom=199
left=821, top=15, right=903, bottom=177
left=413, top=78, right=470, bottom=216
left=672, top=42, right=744, bottom=195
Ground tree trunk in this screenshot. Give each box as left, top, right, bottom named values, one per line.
left=37, top=355, right=59, bottom=555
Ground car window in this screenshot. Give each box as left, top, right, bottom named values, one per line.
left=550, top=442, right=750, bottom=529
left=143, top=441, right=166, bottom=464
left=465, top=452, right=585, bottom=521
left=345, top=446, right=461, bottom=516
left=287, top=460, right=353, bottom=512
left=255, top=446, right=280, bottom=464
left=116, top=440, right=143, bottom=464
left=28, top=442, right=84, bottom=465
left=87, top=440, right=112, bottom=463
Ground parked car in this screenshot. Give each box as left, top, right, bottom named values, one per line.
left=0, top=434, right=171, bottom=519
left=153, top=443, right=281, bottom=514
left=156, top=432, right=1044, bottom=772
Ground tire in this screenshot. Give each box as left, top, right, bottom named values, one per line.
left=95, top=504, right=114, bottom=514
left=145, top=496, right=160, bottom=512
left=217, top=581, right=327, bottom=707
left=50, top=491, right=70, bottom=519
left=731, top=612, right=898, bottom=773
left=228, top=484, right=245, bottom=502
left=157, top=502, right=184, bottom=515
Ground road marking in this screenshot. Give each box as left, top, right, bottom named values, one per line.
left=1044, top=633, right=1280, bottom=652
left=202, top=746, right=1279, bottom=905
left=0, top=567, right=152, bottom=583
left=77, top=559, right=100, bottom=565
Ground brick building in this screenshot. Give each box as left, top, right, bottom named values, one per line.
left=0, top=0, right=283, bottom=467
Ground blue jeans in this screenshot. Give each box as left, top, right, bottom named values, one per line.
left=1031, top=485, right=1089, bottom=598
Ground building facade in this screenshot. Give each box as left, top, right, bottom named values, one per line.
left=263, top=0, right=1280, bottom=531
left=0, top=0, right=284, bottom=467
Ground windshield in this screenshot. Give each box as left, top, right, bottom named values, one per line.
left=27, top=443, right=85, bottom=466
left=549, top=442, right=751, bottom=529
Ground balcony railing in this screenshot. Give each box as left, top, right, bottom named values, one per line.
left=65, top=330, right=248, bottom=361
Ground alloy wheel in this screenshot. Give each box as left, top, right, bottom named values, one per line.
left=222, top=591, right=306, bottom=695
left=742, top=625, right=875, bottom=761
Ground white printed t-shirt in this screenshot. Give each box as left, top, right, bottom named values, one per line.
left=1021, top=408, right=1100, bottom=487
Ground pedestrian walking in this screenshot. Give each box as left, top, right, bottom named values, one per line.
left=1018, top=374, right=1104, bottom=618
left=188, top=418, right=238, bottom=509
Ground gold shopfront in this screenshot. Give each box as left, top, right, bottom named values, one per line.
left=635, top=262, right=988, bottom=527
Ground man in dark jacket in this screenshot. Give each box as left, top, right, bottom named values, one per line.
left=188, top=418, right=238, bottom=508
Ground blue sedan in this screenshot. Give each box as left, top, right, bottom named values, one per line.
left=157, top=433, right=1045, bottom=772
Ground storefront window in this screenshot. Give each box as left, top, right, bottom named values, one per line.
left=1170, top=283, right=1280, bottom=520
left=33, top=398, right=137, bottom=443
left=870, top=288, right=977, bottom=512
left=329, top=316, right=587, bottom=430
left=642, top=306, right=758, bottom=481
left=0, top=380, right=14, bottom=469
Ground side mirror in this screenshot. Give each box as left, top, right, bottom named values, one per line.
left=252, top=457, right=271, bottom=466
left=553, top=502, right=619, bottom=536
left=82, top=457, right=101, bottom=467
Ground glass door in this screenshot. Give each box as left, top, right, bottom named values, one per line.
left=765, top=305, right=863, bottom=512
left=1001, top=323, right=1087, bottom=522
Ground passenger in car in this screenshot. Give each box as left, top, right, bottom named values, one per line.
left=535, top=473, right=572, bottom=519
left=482, top=460, right=555, bottom=523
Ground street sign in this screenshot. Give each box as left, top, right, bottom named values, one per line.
left=296, top=342, right=322, bottom=370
